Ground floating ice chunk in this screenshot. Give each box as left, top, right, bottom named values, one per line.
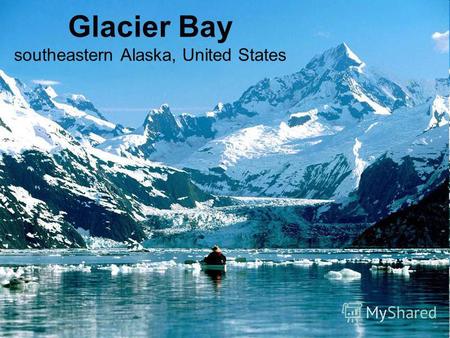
left=42, top=265, right=62, bottom=273
left=189, top=262, right=201, bottom=271
left=75, top=264, right=91, bottom=273
left=181, top=262, right=201, bottom=275
left=247, top=259, right=263, bottom=268
left=277, top=261, right=294, bottom=266
left=229, top=259, right=263, bottom=268
left=112, top=264, right=131, bottom=274
left=340, top=268, right=361, bottom=279
left=324, top=271, right=342, bottom=279
left=387, top=266, right=412, bottom=275
left=0, top=267, right=27, bottom=287
left=110, top=264, right=120, bottom=275
left=293, top=259, right=314, bottom=266
left=325, top=268, right=361, bottom=280
left=370, top=264, right=414, bottom=276
left=42, top=264, right=91, bottom=273
left=378, top=258, right=396, bottom=265
left=107, top=260, right=178, bottom=275
left=407, top=259, right=448, bottom=267
left=412, top=252, right=429, bottom=256
left=1, top=277, right=22, bottom=287
left=314, top=259, right=332, bottom=266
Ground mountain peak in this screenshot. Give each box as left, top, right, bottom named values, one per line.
left=26, top=85, right=56, bottom=111
left=145, top=104, right=171, bottom=122
left=0, top=69, right=25, bottom=101
left=64, top=93, right=106, bottom=120
left=142, top=104, right=183, bottom=142
left=155, top=103, right=171, bottom=113
left=306, top=42, right=365, bottom=73
left=68, top=93, right=87, bottom=102
left=336, top=42, right=361, bottom=60
left=43, top=86, right=58, bottom=99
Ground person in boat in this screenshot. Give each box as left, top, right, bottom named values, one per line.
left=204, top=245, right=226, bottom=265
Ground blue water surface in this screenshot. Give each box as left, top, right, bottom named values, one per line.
left=0, top=249, right=448, bottom=337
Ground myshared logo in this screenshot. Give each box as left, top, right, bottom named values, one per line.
left=342, top=302, right=363, bottom=323
left=342, top=302, right=437, bottom=323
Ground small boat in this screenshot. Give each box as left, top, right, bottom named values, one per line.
left=200, top=262, right=227, bottom=272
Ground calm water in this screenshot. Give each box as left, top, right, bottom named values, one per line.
left=0, top=249, right=448, bottom=338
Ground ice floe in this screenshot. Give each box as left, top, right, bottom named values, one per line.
left=402, top=258, right=448, bottom=267
left=293, top=259, right=314, bottom=266
left=314, top=259, right=333, bottom=266
left=104, top=261, right=179, bottom=275
left=388, top=266, right=412, bottom=275
left=325, top=268, right=361, bottom=280
left=0, top=267, right=24, bottom=286
left=43, top=264, right=92, bottom=273
left=370, top=265, right=413, bottom=276
left=228, top=259, right=264, bottom=268
left=0, top=266, right=37, bottom=287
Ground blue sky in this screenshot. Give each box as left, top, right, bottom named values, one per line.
left=1, top=0, right=448, bottom=127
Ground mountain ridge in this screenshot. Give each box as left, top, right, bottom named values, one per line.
left=0, top=70, right=213, bottom=248
left=0, top=42, right=448, bottom=248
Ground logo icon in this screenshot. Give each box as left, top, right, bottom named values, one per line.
left=342, top=302, right=363, bottom=323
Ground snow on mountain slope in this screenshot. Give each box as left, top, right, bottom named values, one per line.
left=98, top=44, right=447, bottom=220
left=0, top=69, right=212, bottom=249
left=213, top=43, right=413, bottom=125
left=0, top=43, right=447, bottom=249
left=21, top=81, right=125, bottom=146
left=0, top=71, right=84, bottom=157
left=182, top=97, right=446, bottom=203
left=99, top=104, right=215, bottom=160
left=427, top=78, right=449, bottom=129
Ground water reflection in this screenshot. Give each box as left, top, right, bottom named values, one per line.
left=0, top=250, right=447, bottom=337
left=204, top=270, right=225, bottom=291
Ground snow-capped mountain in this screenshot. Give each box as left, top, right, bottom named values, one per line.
left=21, top=82, right=126, bottom=146
left=0, top=69, right=212, bottom=249
left=100, top=44, right=448, bottom=224
left=0, top=43, right=447, bottom=249
left=99, top=104, right=215, bottom=159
